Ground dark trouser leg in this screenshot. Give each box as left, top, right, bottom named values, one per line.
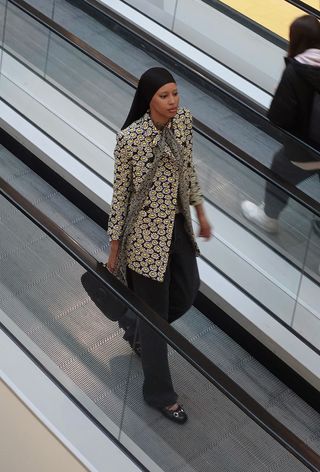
left=127, top=267, right=177, bottom=408
left=128, top=214, right=199, bottom=408
left=264, top=150, right=316, bottom=219
left=168, top=215, right=200, bottom=323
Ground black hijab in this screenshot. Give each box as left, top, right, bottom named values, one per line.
left=122, top=67, right=176, bottom=130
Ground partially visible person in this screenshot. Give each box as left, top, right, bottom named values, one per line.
left=241, top=15, right=320, bottom=233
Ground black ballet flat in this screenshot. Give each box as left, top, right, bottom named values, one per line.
left=160, top=404, right=188, bottom=424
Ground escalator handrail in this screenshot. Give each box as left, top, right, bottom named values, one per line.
left=197, top=0, right=320, bottom=42
left=285, top=0, right=320, bottom=18
left=200, top=0, right=287, bottom=48
left=75, top=0, right=320, bottom=167
left=193, top=117, right=320, bottom=216
left=75, top=0, right=270, bottom=116
left=0, top=173, right=320, bottom=471
left=5, top=0, right=320, bottom=219
left=77, top=0, right=320, bottom=166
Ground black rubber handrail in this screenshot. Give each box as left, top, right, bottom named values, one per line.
left=193, top=118, right=320, bottom=217
left=70, top=0, right=269, bottom=116
left=203, top=0, right=320, bottom=40
left=1, top=174, right=320, bottom=471
left=78, top=0, right=320, bottom=165
left=202, top=0, right=320, bottom=39
left=5, top=0, right=320, bottom=218
left=200, top=0, right=287, bottom=48
left=285, top=0, right=320, bottom=17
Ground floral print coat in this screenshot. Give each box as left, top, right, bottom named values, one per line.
left=107, top=107, right=203, bottom=282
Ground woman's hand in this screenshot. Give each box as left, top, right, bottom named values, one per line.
left=195, top=203, right=212, bottom=240
left=106, top=240, right=120, bottom=273
left=198, top=215, right=212, bottom=240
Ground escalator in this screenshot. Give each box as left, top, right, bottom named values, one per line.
left=1, top=2, right=320, bottom=469
left=1, top=0, right=320, bottom=344
left=1, top=132, right=320, bottom=472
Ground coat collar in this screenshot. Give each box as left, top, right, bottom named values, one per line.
left=136, top=109, right=184, bottom=148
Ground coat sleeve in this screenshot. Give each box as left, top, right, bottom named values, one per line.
left=267, top=65, right=299, bottom=131
left=184, top=110, right=203, bottom=206
left=107, top=132, right=132, bottom=240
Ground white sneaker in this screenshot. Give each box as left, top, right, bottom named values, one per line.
left=241, top=201, right=279, bottom=233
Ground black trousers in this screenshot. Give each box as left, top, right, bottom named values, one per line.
left=264, top=149, right=319, bottom=219
left=122, top=214, right=200, bottom=408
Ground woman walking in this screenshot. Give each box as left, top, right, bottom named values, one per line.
left=107, top=67, right=211, bottom=424
left=241, top=15, right=320, bottom=233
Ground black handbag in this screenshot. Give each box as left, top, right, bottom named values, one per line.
left=81, top=264, right=128, bottom=322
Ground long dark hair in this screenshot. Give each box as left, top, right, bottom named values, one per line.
left=288, top=15, right=320, bottom=58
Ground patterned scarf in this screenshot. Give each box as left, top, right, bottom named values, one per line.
left=114, top=126, right=197, bottom=284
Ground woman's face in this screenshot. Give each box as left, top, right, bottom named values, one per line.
left=149, top=82, right=179, bottom=123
